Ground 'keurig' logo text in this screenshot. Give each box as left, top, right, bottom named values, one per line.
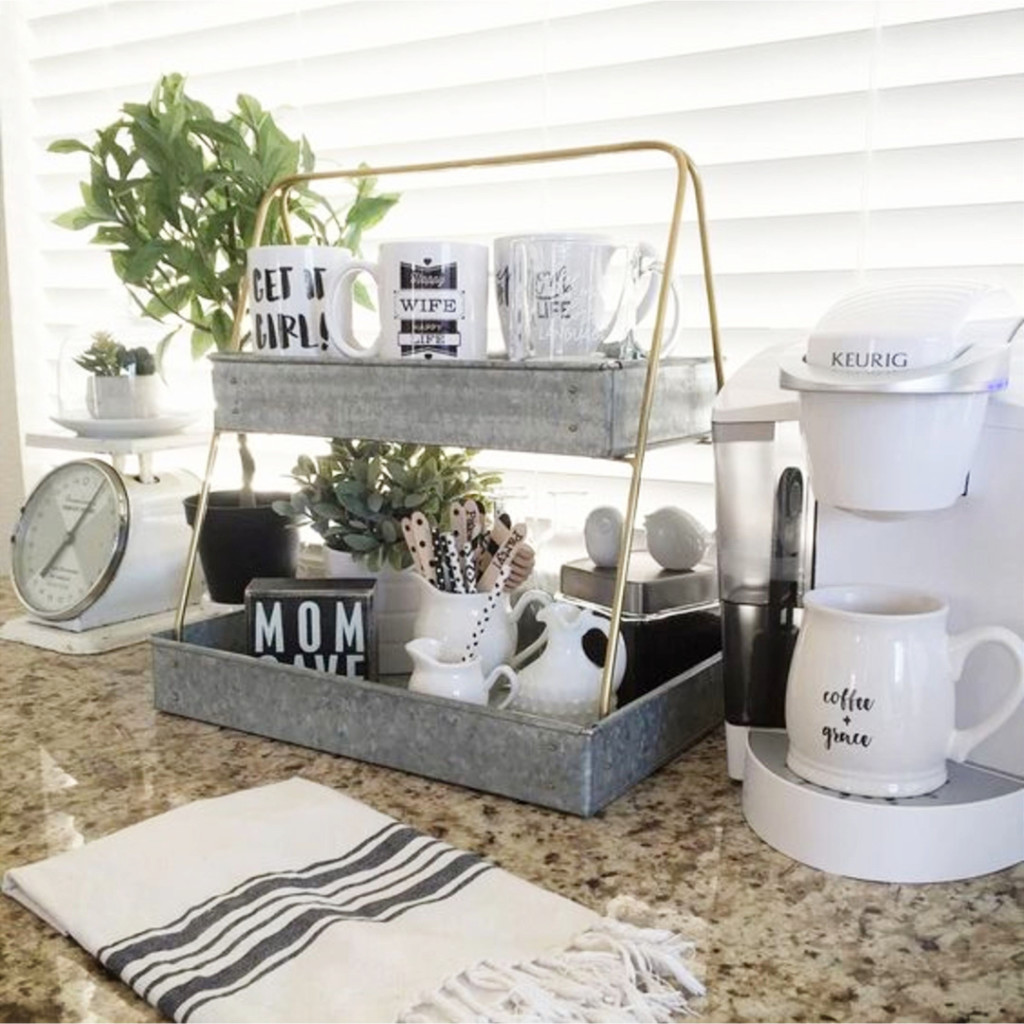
left=830, top=351, right=909, bottom=369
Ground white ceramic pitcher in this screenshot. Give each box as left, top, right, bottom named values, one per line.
left=410, top=574, right=551, bottom=674
left=510, top=600, right=627, bottom=725
left=406, top=637, right=519, bottom=708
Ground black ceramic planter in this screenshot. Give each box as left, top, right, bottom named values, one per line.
left=183, top=491, right=298, bottom=604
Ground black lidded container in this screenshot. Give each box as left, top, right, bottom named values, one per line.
left=559, top=553, right=722, bottom=708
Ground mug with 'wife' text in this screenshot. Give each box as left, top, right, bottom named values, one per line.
left=325, top=241, right=488, bottom=361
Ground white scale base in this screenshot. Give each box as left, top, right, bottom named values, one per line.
left=0, top=604, right=235, bottom=655
left=742, top=730, right=1024, bottom=883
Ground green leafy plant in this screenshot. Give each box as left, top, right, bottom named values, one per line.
left=275, top=441, right=502, bottom=571
left=49, top=73, right=396, bottom=358
left=74, top=330, right=156, bottom=377
left=49, top=73, right=399, bottom=497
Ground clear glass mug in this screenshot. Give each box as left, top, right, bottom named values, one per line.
left=494, top=233, right=679, bottom=360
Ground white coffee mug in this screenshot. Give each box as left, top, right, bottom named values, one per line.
left=785, top=585, right=1024, bottom=798
left=246, top=245, right=353, bottom=356
left=494, top=233, right=679, bottom=360
left=326, top=240, right=489, bottom=361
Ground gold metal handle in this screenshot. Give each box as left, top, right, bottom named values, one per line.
left=173, top=430, right=221, bottom=640
left=179, top=140, right=722, bottom=718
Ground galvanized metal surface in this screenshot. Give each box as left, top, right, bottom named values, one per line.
left=210, top=355, right=715, bottom=458
left=150, top=615, right=723, bottom=816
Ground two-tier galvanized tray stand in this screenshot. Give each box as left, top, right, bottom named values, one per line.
left=151, top=141, right=726, bottom=816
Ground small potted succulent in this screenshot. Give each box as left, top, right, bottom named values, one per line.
left=75, top=330, right=164, bottom=419
left=276, top=440, right=501, bottom=673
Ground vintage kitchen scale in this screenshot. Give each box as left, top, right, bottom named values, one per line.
left=714, top=280, right=1024, bottom=882
left=4, top=451, right=205, bottom=654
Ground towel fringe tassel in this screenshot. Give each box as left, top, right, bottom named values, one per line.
left=398, top=897, right=705, bottom=1023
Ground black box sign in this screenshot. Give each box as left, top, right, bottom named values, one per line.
left=244, top=578, right=377, bottom=681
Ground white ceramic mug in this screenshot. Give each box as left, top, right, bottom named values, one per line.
left=785, top=585, right=1024, bottom=798
left=246, top=245, right=353, bottom=356
left=326, top=240, right=489, bottom=360
left=494, top=233, right=679, bottom=360
left=406, top=637, right=519, bottom=708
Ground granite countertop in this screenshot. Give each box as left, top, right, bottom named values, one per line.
left=1, top=582, right=1022, bottom=1024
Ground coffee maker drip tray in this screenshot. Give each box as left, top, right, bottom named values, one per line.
left=743, top=731, right=1024, bottom=884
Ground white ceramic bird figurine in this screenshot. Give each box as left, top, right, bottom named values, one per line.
left=583, top=506, right=624, bottom=568
left=644, top=506, right=710, bottom=571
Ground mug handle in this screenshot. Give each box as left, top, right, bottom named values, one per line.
left=325, top=260, right=383, bottom=359
left=634, top=242, right=681, bottom=358
left=947, top=626, right=1024, bottom=761
left=485, top=663, right=519, bottom=710
left=508, top=589, right=552, bottom=669
left=508, top=239, right=531, bottom=360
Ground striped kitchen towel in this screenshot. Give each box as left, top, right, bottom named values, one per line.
left=2, top=778, right=703, bottom=1023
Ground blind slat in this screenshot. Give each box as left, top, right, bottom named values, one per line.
left=39, top=136, right=1024, bottom=220
left=4, top=0, right=1024, bottom=479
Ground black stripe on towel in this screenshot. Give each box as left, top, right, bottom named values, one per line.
left=163, top=854, right=491, bottom=1022
left=101, top=822, right=415, bottom=976
left=98, top=821, right=404, bottom=962
left=135, top=838, right=456, bottom=999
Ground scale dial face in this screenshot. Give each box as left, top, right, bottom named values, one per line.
left=11, top=459, right=130, bottom=621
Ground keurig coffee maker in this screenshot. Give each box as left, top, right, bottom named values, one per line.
left=713, top=281, right=1024, bottom=882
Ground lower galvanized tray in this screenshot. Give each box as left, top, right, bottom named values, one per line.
left=151, top=614, right=722, bottom=816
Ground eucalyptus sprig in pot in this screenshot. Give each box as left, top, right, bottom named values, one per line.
left=50, top=73, right=399, bottom=602
left=276, top=440, right=501, bottom=672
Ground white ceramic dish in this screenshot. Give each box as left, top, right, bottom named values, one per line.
left=51, top=413, right=198, bottom=439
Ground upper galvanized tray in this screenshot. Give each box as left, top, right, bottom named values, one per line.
left=211, top=354, right=715, bottom=458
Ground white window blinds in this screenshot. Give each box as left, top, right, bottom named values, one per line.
left=2, top=0, right=1023, bottom=475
